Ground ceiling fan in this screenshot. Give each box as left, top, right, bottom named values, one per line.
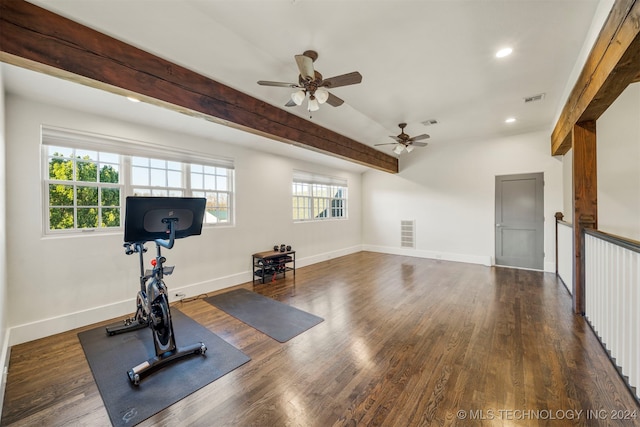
left=375, top=123, right=430, bottom=154
left=257, top=50, right=362, bottom=113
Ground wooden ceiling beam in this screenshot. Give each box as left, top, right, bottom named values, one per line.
left=551, top=0, right=640, bottom=156
left=0, top=0, right=398, bottom=173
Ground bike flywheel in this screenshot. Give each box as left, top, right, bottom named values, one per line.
left=150, top=293, right=173, bottom=351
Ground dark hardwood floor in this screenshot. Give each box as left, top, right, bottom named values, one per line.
left=2, top=252, right=639, bottom=426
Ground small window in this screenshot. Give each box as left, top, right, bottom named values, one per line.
left=292, top=171, right=347, bottom=221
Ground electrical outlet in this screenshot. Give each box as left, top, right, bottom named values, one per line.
left=174, top=292, right=186, bottom=299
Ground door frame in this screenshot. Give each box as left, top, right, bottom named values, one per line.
left=494, top=172, right=544, bottom=270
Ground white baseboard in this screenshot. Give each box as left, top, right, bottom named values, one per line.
left=167, top=271, right=253, bottom=302
left=0, top=332, right=11, bottom=418
left=558, top=273, right=573, bottom=295
left=8, top=270, right=253, bottom=346
left=295, top=245, right=363, bottom=268
left=362, top=244, right=493, bottom=266
left=5, top=244, right=492, bottom=346
left=363, top=245, right=557, bottom=272
left=8, top=298, right=135, bottom=346
left=544, top=261, right=556, bottom=273
left=5, top=246, right=363, bottom=346
left=7, top=246, right=362, bottom=346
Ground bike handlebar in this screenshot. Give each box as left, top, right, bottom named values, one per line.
left=154, top=217, right=178, bottom=250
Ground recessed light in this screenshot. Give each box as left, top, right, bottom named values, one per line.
left=496, top=47, right=513, bottom=58
left=126, top=96, right=141, bottom=103
left=505, top=117, right=516, bottom=123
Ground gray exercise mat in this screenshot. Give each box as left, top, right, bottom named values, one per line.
left=78, top=308, right=250, bottom=427
left=204, top=288, right=323, bottom=342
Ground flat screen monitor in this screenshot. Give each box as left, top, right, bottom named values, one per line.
left=124, top=196, right=206, bottom=243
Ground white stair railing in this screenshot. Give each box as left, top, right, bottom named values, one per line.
left=557, top=221, right=573, bottom=294
left=584, top=230, right=640, bottom=400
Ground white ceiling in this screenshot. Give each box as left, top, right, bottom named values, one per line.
left=2, top=0, right=606, bottom=172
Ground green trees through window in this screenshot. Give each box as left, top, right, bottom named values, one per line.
left=47, top=149, right=121, bottom=230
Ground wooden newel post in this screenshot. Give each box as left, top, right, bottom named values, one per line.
left=578, top=215, right=596, bottom=228
left=572, top=121, right=597, bottom=315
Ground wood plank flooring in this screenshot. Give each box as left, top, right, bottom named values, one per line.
left=2, top=252, right=639, bottom=426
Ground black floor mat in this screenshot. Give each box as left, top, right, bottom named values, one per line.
left=78, top=308, right=250, bottom=427
left=204, top=288, right=323, bottom=342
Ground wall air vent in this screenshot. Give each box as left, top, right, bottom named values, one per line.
left=421, top=119, right=438, bottom=126
left=401, top=220, right=415, bottom=248
left=524, top=93, right=545, bottom=103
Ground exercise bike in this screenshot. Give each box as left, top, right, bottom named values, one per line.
left=106, top=196, right=208, bottom=386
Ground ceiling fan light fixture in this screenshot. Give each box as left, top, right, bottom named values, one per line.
left=405, top=145, right=415, bottom=153
left=315, top=88, right=329, bottom=104
left=308, top=96, right=320, bottom=112
left=496, top=47, right=513, bottom=58
left=291, top=90, right=306, bottom=106
left=393, top=144, right=405, bottom=155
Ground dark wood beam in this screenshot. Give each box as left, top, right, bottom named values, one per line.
left=551, top=0, right=640, bottom=155
left=0, top=0, right=398, bottom=173
left=571, top=121, right=597, bottom=315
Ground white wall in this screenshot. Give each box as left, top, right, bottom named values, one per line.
left=5, top=94, right=363, bottom=345
left=0, top=64, right=10, bottom=413
left=596, top=82, right=640, bottom=241
left=362, top=130, right=563, bottom=272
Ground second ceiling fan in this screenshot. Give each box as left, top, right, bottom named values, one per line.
left=258, top=50, right=362, bottom=113
left=376, top=123, right=430, bottom=154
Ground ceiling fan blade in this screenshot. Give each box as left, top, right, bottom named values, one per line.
left=257, top=80, right=300, bottom=88
left=284, top=99, right=297, bottom=107
left=374, top=143, right=399, bottom=146
left=295, top=54, right=315, bottom=80
left=411, top=141, right=429, bottom=147
left=409, top=134, right=430, bottom=142
left=321, top=71, right=363, bottom=89
left=325, top=92, right=344, bottom=107
left=389, top=136, right=403, bottom=143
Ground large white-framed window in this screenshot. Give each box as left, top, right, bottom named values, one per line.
left=42, top=127, right=234, bottom=235
left=292, top=170, right=347, bottom=221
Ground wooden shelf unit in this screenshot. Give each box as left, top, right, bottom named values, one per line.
left=252, top=250, right=296, bottom=284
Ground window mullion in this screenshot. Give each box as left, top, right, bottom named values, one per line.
left=122, top=155, right=130, bottom=212
left=184, top=164, right=191, bottom=196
